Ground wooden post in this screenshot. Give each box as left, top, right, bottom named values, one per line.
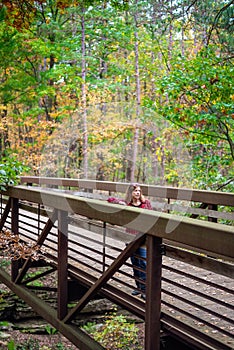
left=145, top=235, right=163, bottom=350
left=102, top=222, right=106, bottom=272
left=11, top=197, right=20, bottom=282
left=208, top=204, right=218, bottom=222
left=57, top=209, right=68, bottom=320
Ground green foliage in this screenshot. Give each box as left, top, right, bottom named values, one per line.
left=44, top=325, right=57, bottom=335
left=24, top=269, right=48, bottom=287
left=158, top=46, right=234, bottom=189
left=7, top=339, right=15, bottom=350
left=0, top=322, right=11, bottom=349
left=82, top=321, right=97, bottom=334
left=12, top=338, right=40, bottom=350
left=54, top=343, right=66, bottom=350
left=0, top=156, right=29, bottom=191
left=83, top=313, right=141, bottom=349
left=0, top=258, right=11, bottom=268
left=0, top=321, right=10, bottom=328
left=7, top=338, right=67, bottom=350
left=0, top=1, right=233, bottom=188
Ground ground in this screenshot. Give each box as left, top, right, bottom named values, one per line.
left=0, top=330, right=78, bottom=349
left=0, top=281, right=145, bottom=350
left=0, top=323, right=145, bottom=349
left=0, top=259, right=145, bottom=350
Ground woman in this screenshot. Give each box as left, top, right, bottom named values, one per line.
left=125, top=183, right=152, bottom=300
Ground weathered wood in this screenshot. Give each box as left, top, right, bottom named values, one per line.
left=160, top=312, right=232, bottom=350
left=164, top=245, right=234, bottom=279
left=63, top=234, right=146, bottom=323
left=57, top=210, right=68, bottom=320
left=20, top=176, right=234, bottom=206
left=4, top=186, right=234, bottom=261
left=12, top=200, right=234, bottom=276
left=145, top=235, right=162, bottom=350
left=11, top=198, right=20, bottom=282
left=0, top=197, right=11, bottom=231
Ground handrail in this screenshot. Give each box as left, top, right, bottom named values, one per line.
left=5, top=185, right=234, bottom=261
left=20, top=176, right=234, bottom=206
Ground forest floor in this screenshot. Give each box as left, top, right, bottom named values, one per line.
left=0, top=315, right=145, bottom=350
left=1, top=324, right=145, bottom=350
left=0, top=329, right=78, bottom=349
left=0, top=281, right=145, bottom=350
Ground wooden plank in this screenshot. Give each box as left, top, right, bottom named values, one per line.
left=19, top=197, right=234, bottom=222
left=4, top=186, right=234, bottom=261
left=20, top=177, right=234, bottom=205
left=161, top=312, right=233, bottom=350
left=70, top=216, right=234, bottom=277
left=164, top=245, right=234, bottom=279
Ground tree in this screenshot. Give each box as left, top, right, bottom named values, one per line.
left=158, top=46, right=234, bottom=189
left=0, top=0, right=233, bottom=189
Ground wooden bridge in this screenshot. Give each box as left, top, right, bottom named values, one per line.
left=0, top=176, right=233, bottom=350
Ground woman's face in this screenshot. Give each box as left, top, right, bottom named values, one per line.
left=132, top=186, right=141, bottom=200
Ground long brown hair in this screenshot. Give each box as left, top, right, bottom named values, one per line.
left=125, top=183, right=145, bottom=204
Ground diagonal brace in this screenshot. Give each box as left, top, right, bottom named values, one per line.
left=63, top=233, right=146, bottom=323
left=0, top=198, right=11, bottom=231
left=15, top=209, right=58, bottom=284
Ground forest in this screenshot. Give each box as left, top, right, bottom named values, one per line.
left=0, top=0, right=233, bottom=191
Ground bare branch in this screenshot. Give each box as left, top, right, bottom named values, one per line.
left=206, top=0, right=234, bottom=46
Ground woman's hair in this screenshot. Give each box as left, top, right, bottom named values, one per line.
left=125, top=183, right=145, bottom=204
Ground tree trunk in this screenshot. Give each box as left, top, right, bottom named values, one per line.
left=81, top=6, right=88, bottom=178
left=131, top=0, right=140, bottom=183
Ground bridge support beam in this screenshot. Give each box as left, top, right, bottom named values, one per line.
left=145, top=235, right=162, bottom=350
left=11, top=198, right=21, bottom=282
left=58, top=209, right=68, bottom=320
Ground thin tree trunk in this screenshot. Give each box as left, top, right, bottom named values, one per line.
left=181, top=5, right=185, bottom=57
left=168, top=5, right=173, bottom=70
left=0, top=109, right=10, bottom=156
left=81, top=5, right=88, bottom=178
left=131, top=1, right=140, bottom=183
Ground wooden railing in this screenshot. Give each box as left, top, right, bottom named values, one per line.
left=0, top=179, right=233, bottom=350
left=20, top=176, right=234, bottom=224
